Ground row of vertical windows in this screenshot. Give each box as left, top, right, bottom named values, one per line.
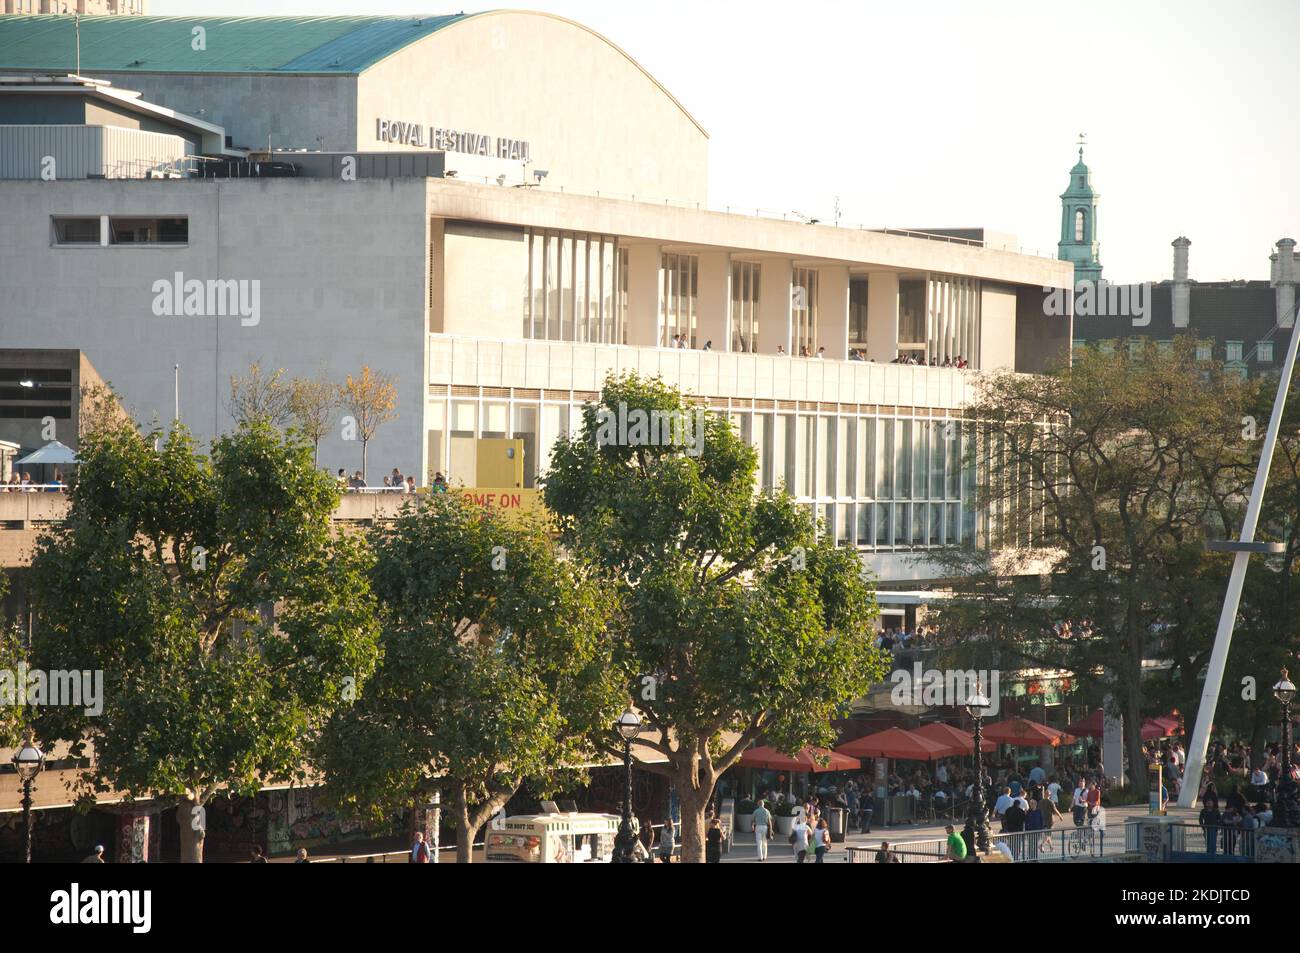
left=523, top=229, right=624, bottom=344
left=427, top=400, right=995, bottom=552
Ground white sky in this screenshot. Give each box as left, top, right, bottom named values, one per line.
left=151, top=0, right=1300, bottom=284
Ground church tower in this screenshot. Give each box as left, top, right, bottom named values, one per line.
left=1058, top=141, right=1102, bottom=284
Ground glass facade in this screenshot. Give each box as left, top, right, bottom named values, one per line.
left=524, top=229, right=623, bottom=343
left=849, top=278, right=869, bottom=346
left=792, top=267, right=819, bottom=355
left=731, top=261, right=761, bottom=353
left=660, top=253, right=699, bottom=346
left=427, top=391, right=983, bottom=553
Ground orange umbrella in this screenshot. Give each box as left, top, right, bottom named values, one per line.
left=836, top=726, right=953, bottom=761
left=914, top=721, right=995, bottom=754
left=739, top=745, right=859, bottom=773
left=981, top=717, right=1072, bottom=747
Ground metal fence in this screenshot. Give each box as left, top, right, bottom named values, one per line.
left=845, top=826, right=1110, bottom=864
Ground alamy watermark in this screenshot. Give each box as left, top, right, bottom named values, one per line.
left=1043, top=280, right=1152, bottom=327
left=890, top=663, right=1000, bottom=715
left=151, top=272, right=260, bottom=326
left=594, top=401, right=707, bottom=457
left=0, top=664, right=103, bottom=716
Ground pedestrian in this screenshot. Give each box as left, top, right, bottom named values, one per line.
left=752, top=799, right=772, bottom=862
left=790, top=813, right=810, bottom=863
left=1071, top=778, right=1088, bottom=827
left=406, top=475, right=417, bottom=494
left=875, top=840, right=897, bottom=863
left=410, top=830, right=431, bottom=863
left=706, top=817, right=723, bottom=863
left=860, top=789, right=874, bottom=833
left=657, top=817, right=675, bottom=863
left=250, top=845, right=268, bottom=863
left=295, top=848, right=310, bottom=864
left=81, top=844, right=105, bottom=863
left=945, top=824, right=967, bottom=862
left=813, top=817, right=831, bottom=863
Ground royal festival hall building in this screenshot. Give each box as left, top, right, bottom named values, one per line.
left=0, top=11, right=1074, bottom=594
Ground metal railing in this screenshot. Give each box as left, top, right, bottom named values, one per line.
left=845, top=826, right=1110, bottom=864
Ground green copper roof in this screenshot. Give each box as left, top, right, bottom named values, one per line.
left=0, top=14, right=477, bottom=74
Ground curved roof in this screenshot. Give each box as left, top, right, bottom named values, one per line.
left=0, top=14, right=470, bottom=74
left=0, top=11, right=707, bottom=136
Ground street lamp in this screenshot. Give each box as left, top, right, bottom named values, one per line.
left=1274, top=669, right=1299, bottom=827
left=611, top=706, right=642, bottom=863
left=963, top=684, right=992, bottom=854
left=12, top=731, right=45, bottom=863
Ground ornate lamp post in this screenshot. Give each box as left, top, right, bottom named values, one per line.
left=611, top=706, right=642, bottom=863
left=1274, top=670, right=1300, bottom=827
left=963, top=685, right=991, bottom=854
left=12, top=731, right=45, bottom=864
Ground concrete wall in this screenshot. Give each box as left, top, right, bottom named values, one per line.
left=980, top=285, right=1018, bottom=371
left=44, top=71, right=359, bottom=153
left=1015, top=285, right=1072, bottom=373
left=440, top=220, right=526, bottom=340
left=357, top=11, right=710, bottom=203
left=0, top=177, right=429, bottom=482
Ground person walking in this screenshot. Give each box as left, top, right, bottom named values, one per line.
left=706, top=817, right=723, bottom=864
left=790, top=814, right=810, bottom=863
left=813, top=818, right=831, bottom=863
left=752, top=800, right=772, bottom=862
left=657, top=817, right=675, bottom=863
left=410, top=830, right=431, bottom=863
left=1071, top=778, right=1088, bottom=827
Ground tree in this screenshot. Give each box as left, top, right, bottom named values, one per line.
left=28, top=417, right=381, bottom=862
left=542, top=373, right=886, bottom=862
left=338, top=366, right=398, bottom=483
left=928, top=338, right=1255, bottom=794
left=317, top=493, right=618, bottom=862
left=228, top=361, right=291, bottom=427
left=288, top=369, right=338, bottom=466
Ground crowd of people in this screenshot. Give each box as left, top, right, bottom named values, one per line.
left=889, top=354, right=970, bottom=368
left=335, top=468, right=450, bottom=494
left=1, top=470, right=65, bottom=492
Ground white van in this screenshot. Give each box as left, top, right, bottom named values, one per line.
left=484, top=813, right=621, bottom=863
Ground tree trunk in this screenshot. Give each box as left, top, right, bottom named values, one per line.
left=677, top=787, right=710, bottom=863
left=177, top=795, right=206, bottom=864
left=361, top=438, right=369, bottom=485
left=1124, top=683, right=1149, bottom=798
left=455, top=785, right=476, bottom=864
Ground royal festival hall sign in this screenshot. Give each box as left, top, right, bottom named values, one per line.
left=375, top=119, right=531, bottom=161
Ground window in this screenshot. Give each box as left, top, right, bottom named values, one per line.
left=849, top=278, right=869, bottom=346
left=731, top=261, right=761, bottom=353
left=792, top=268, right=819, bottom=354
left=109, top=217, right=188, bottom=244
left=1257, top=341, right=1274, bottom=363
left=1128, top=339, right=1143, bottom=358
left=660, top=253, right=698, bottom=347
left=1157, top=340, right=1172, bottom=355
left=1196, top=342, right=1212, bottom=361
left=1225, top=341, right=1243, bottom=362
left=1099, top=340, right=1115, bottom=356
left=524, top=229, right=622, bottom=343
left=52, top=217, right=99, bottom=245
left=1074, top=209, right=1086, bottom=243
left=1072, top=338, right=1087, bottom=354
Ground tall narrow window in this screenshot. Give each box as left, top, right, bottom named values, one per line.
left=792, top=268, right=819, bottom=354
left=731, top=261, right=761, bottom=353
left=660, top=253, right=698, bottom=347
left=1074, top=209, right=1086, bottom=242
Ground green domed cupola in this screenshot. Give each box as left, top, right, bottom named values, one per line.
left=1058, top=139, right=1102, bottom=284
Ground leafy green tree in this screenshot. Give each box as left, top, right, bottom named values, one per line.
left=929, top=339, right=1255, bottom=795
left=543, top=373, right=885, bottom=862
left=28, top=417, right=380, bottom=862
left=317, top=493, right=619, bottom=863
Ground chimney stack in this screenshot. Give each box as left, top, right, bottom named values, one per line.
left=1172, top=237, right=1191, bottom=328
left=1277, top=237, right=1297, bottom=329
